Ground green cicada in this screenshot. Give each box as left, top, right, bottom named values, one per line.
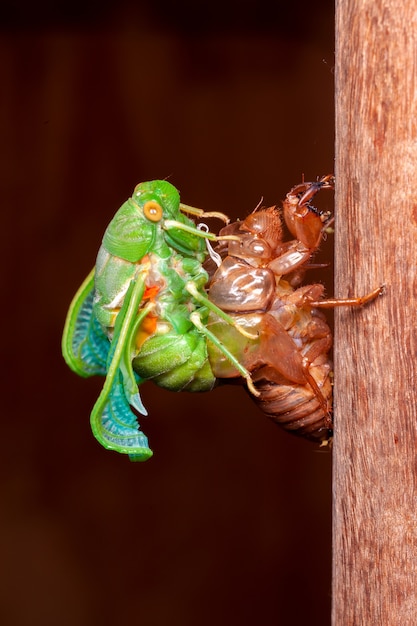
left=62, top=180, right=256, bottom=461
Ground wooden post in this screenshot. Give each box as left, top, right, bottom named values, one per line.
left=333, top=0, right=417, bottom=623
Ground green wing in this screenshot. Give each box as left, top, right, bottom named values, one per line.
left=90, top=369, right=152, bottom=461
left=89, top=273, right=154, bottom=461
left=62, top=269, right=109, bottom=377
left=63, top=268, right=153, bottom=461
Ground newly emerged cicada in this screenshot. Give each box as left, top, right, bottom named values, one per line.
left=205, top=176, right=382, bottom=444
left=62, top=180, right=257, bottom=460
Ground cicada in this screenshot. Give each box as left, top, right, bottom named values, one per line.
left=205, top=176, right=383, bottom=444
left=62, top=180, right=257, bottom=460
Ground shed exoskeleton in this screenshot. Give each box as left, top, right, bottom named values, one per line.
left=205, top=176, right=383, bottom=444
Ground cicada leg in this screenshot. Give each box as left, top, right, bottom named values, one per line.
left=189, top=311, right=260, bottom=397
left=180, top=202, right=230, bottom=224
left=309, top=285, right=384, bottom=308
left=163, top=218, right=240, bottom=244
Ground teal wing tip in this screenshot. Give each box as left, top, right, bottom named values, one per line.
left=90, top=406, right=154, bottom=461
left=93, top=432, right=154, bottom=461
left=129, top=449, right=154, bottom=462
left=91, top=427, right=154, bottom=461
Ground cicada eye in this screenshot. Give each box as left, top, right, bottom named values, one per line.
left=143, top=200, right=163, bottom=222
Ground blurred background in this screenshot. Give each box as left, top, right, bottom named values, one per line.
left=1, top=1, right=335, bottom=624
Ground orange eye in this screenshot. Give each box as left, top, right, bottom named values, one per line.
left=143, top=200, right=163, bottom=222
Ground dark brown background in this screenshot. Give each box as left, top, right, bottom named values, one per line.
left=1, top=1, right=335, bottom=624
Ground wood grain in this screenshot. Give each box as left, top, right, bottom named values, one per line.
left=333, top=1, right=417, bottom=623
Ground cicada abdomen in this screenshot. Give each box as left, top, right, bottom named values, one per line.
left=206, top=176, right=382, bottom=445
left=248, top=288, right=334, bottom=444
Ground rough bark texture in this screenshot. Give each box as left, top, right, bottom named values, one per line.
left=333, top=1, right=417, bottom=623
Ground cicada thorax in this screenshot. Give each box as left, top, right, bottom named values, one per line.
left=94, top=244, right=217, bottom=394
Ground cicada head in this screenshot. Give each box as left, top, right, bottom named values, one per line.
left=222, top=207, right=283, bottom=266
left=133, top=180, right=181, bottom=220
left=135, top=180, right=208, bottom=261
left=241, top=206, right=283, bottom=247
left=102, top=180, right=180, bottom=263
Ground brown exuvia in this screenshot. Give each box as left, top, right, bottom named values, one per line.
left=205, top=176, right=382, bottom=444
